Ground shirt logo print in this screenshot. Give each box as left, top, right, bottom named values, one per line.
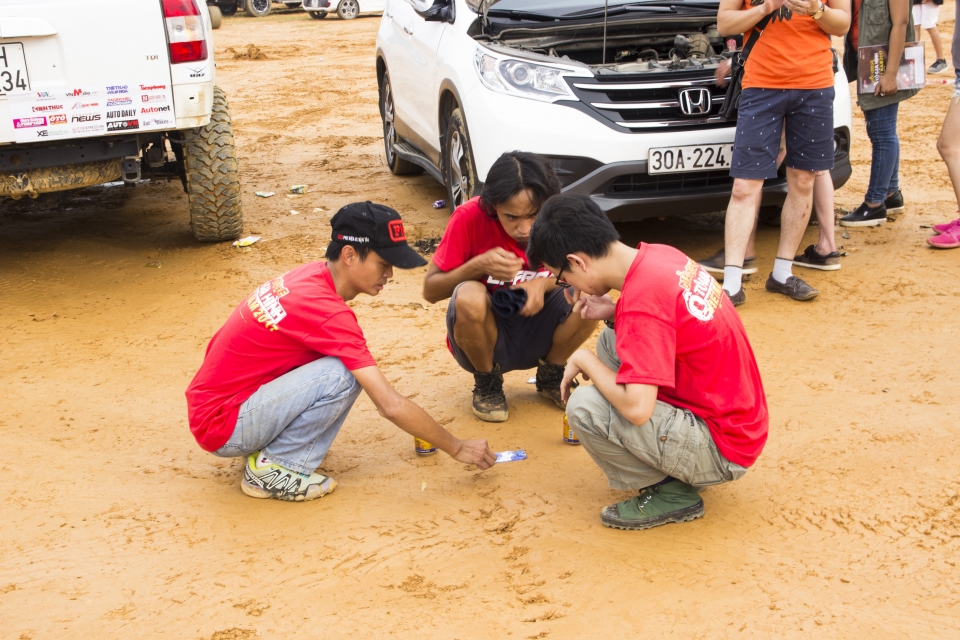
left=246, top=276, right=290, bottom=331
left=676, top=259, right=723, bottom=322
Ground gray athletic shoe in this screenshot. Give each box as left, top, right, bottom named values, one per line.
left=698, top=248, right=757, bottom=277
left=765, top=273, right=819, bottom=301
left=929, top=59, right=948, bottom=74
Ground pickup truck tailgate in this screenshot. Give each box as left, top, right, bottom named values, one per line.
left=0, top=0, right=177, bottom=144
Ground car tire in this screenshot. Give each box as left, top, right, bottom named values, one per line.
left=308, top=10, right=327, bottom=18
left=380, top=73, right=422, bottom=176
left=208, top=5, right=223, bottom=28
left=442, top=108, right=478, bottom=211
left=337, top=0, right=359, bottom=19
left=219, top=2, right=238, bottom=16
left=758, top=205, right=782, bottom=227
left=184, top=86, right=244, bottom=242
left=242, top=0, right=271, bottom=17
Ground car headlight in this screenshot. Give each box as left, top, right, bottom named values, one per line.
left=474, top=47, right=579, bottom=103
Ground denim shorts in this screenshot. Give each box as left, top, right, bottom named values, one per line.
left=731, top=87, right=836, bottom=180
left=446, top=284, right=572, bottom=373
left=954, top=69, right=960, bottom=98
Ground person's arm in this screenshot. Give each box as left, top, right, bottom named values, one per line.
left=351, top=365, right=497, bottom=469
left=875, top=0, right=910, bottom=96
left=561, top=348, right=659, bottom=426
left=783, top=0, right=851, bottom=36
left=718, top=0, right=783, bottom=37
left=422, top=249, right=524, bottom=303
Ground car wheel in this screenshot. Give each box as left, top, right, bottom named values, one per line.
left=219, top=2, right=238, bottom=16
left=308, top=10, right=327, bottom=18
left=442, top=108, right=478, bottom=211
left=183, top=86, right=244, bottom=242
left=242, top=0, right=271, bottom=17
left=337, top=0, right=359, bottom=19
left=380, top=73, right=422, bottom=176
left=207, top=4, right=223, bottom=28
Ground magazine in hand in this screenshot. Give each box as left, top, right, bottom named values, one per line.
left=858, top=42, right=925, bottom=94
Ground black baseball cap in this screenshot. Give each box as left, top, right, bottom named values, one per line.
left=329, top=201, right=427, bottom=269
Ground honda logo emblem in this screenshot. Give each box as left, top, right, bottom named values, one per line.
left=678, top=88, right=712, bottom=116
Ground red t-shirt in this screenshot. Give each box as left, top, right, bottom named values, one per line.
left=614, top=244, right=768, bottom=468
left=432, top=196, right=552, bottom=292
left=185, top=262, right=376, bottom=452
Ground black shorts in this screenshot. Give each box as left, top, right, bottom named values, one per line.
left=730, top=87, right=835, bottom=180
left=445, top=285, right=572, bottom=374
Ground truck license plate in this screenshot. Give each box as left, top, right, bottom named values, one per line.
left=648, top=143, right=733, bottom=175
left=0, top=44, right=30, bottom=95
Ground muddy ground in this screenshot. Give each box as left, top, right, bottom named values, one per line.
left=2, top=5, right=959, bottom=639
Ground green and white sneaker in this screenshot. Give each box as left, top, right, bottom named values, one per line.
left=241, top=452, right=337, bottom=502
left=600, top=479, right=704, bottom=530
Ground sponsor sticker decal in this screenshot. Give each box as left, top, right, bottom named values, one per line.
left=72, top=102, right=100, bottom=110
left=66, top=88, right=98, bottom=97
left=35, top=91, right=57, bottom=101
left=106, top=85, right=129, bottom=95
left=71, top=114, right=101, bottom=123
left=71, top=124, right=105, bottom=134
left=107, top=97, right=132, bottom=107
left=14, top=116, right=46, bottom=129
left=141, top=105, right=171, bottom=114
left=48, top=114, right=67, bottom=125
left=31, top=104, right=63, bottom=113
left=106, top=109, right=136, bottom=119
left=106, top=119, right=140, bottom=132
left=139, top=84, right=167, bottom=91
left=141, top=94, right=168, bottom=103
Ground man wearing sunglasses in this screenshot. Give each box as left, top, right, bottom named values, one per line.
left=527, top=193, right=768, bottom=531
left=422, top=152, right=597, bottom=423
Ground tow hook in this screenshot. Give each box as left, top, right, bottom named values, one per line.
left=122, top=156, right=141, bottom=184
left=8, top=172, right=38, bottom=200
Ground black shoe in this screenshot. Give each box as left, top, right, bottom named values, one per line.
left=840, top=202, right=887, bottom=227
left=535, top=359, right=571, bottom=410
left=725, top=287, right=746, bottom=307
left=698, top=248, right=757, bottom=277
left=765, top=273, right=819, bottom=301
left=884, top=189, right=904, bottom=213
left=472, top=363, right=508, bottom=422
left=793, top=244, right=841, bottom=271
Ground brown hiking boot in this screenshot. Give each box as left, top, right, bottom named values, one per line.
left=472, top=363, right=508, bottom=422
left=536, top=359, right=572, bottom=410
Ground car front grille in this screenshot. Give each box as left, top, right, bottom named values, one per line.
left=606, top=170, right=737, bottom=195
left=567, top=71, right=734, bottom=132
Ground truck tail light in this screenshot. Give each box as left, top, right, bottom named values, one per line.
left=162, top=0, right=208, bottom=63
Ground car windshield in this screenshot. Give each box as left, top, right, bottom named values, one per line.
left=487, top=0, right=719, bottom=19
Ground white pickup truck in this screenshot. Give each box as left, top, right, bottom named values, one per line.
left=0, top=0, right=243, bottom=242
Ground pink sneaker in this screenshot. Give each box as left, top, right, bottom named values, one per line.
left=927, top=227, right=960, bottom=249
left=932, top=214, right=960, bottom=234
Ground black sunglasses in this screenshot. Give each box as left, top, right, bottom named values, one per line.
left=555, top=265, right=571, bottom=288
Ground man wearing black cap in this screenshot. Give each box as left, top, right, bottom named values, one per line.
left=186, top=202, right=496, bottom=502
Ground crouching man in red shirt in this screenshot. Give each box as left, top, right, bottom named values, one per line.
left=422, top=152, right=598, bottom=422
left=527, top=194, right=768, bottom=530
left=186, top=203, right=496, bottom=502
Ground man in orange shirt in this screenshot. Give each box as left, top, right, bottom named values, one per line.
left=718, top=0, right=850, bottom=305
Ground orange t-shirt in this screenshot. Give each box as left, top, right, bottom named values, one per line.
left=742, top=2, right=835, bottom=90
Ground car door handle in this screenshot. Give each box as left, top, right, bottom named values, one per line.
left=403, top=23, right=413, bottom=35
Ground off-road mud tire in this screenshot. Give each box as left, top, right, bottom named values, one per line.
left=243, top=0, right=271, bottom=17
left=380, top=73, right=422, bottom=176
left=208, top=5, right=223, bottom=28
left=220, top=2, right=239, bottom=16
left=442, top=108, right=478, bottom=212
left=337, top=0, right=360, bottom=19
left=184, top=86, right=243, bottom=242
left=309, top=10, right=327, bottom=18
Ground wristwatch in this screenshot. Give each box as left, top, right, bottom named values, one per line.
left=811, top=1, right=826, bottom=19
left=604, top=320, right=615, bottom=330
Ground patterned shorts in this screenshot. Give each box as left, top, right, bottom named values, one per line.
left=954, top=69, right=960, bottom=98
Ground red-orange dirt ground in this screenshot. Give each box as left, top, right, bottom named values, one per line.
left=2, top=6, right=959, bottom=639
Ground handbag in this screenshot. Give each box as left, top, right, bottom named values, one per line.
left=719, top=13, right=775, bottom=122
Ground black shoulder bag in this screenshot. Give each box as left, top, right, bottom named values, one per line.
left=719, top=13, right=774, bottom=122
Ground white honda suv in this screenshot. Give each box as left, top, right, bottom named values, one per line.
left=375, top=0, right=852, bottom=220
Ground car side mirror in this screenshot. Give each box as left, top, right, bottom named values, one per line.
left=413, top=0, right=455, bottom=23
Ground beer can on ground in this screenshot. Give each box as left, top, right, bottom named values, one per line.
left=563, top=414, right=581, bottom=445
left=414, top=437, right=438, bottom=455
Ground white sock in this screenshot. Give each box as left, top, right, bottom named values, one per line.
left=772, top=258, right=793, bottom=284
left=722, top=266, right=743, bottom=295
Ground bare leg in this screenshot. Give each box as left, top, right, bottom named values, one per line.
left=778, top=168, right=816, bottom=260
left=927, top=27, right=944, bottom=60
left=813, top=171, right=837, bottom=255
left=724, top=178, right=764, bottom=267
left=937, top=94, right=960, bottom=211
left=452, top=281, right=497, bottom=373
left=545, top=312, right=598, bottom=365
left=914, top=25, right=921, bottom=45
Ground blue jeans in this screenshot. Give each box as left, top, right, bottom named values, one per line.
left=863, top=103, right=900, bottom=204
left=213, top=357, right=362, bottom=475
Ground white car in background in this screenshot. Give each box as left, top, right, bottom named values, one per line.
left=303, top=0, right=384, bottom=19
left=375, top=0, right=853, bottom=220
